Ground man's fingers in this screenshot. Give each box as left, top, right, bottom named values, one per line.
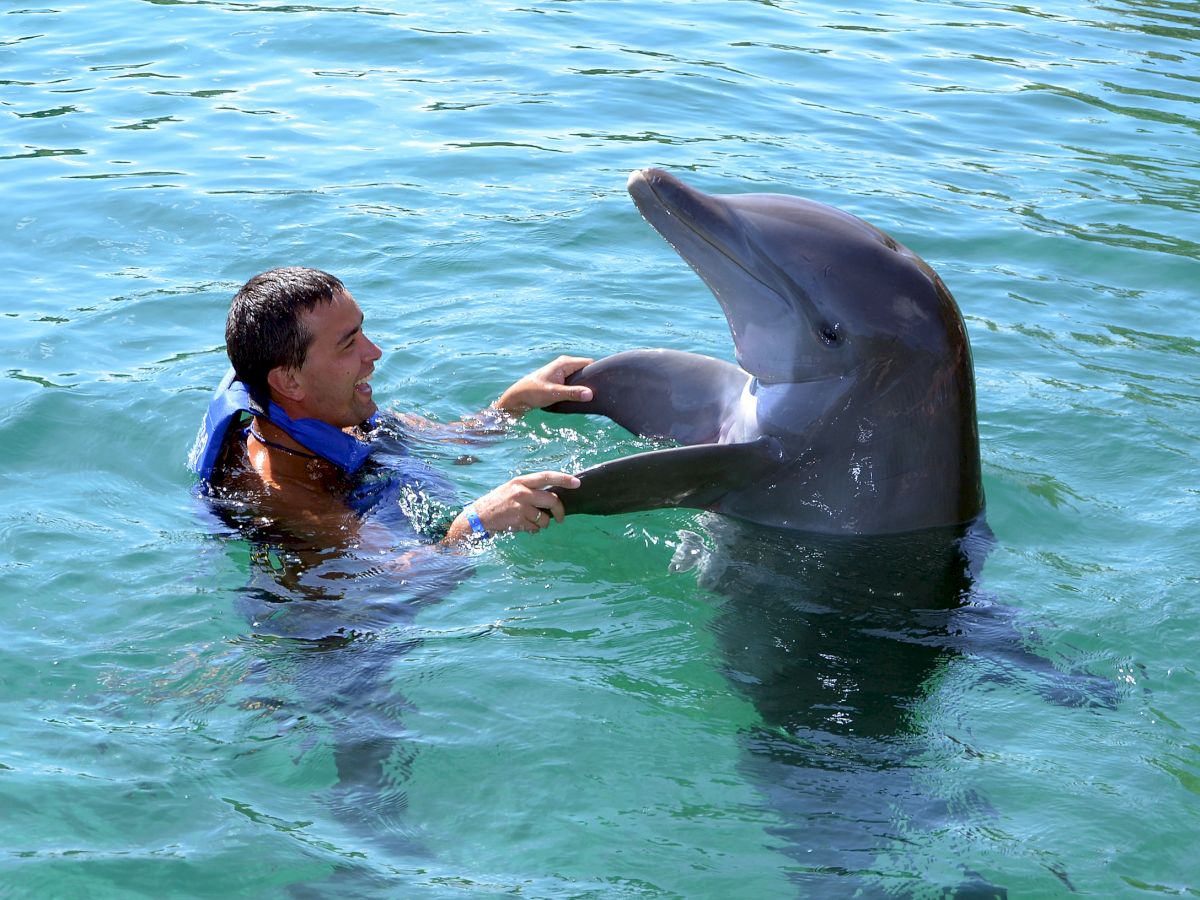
left=551, top=355, right=594, bottom=378
left=561, top=383, right=593, bottom=403
left=518, top=477, right=571, bottom=524
left=480, top=471, right=580, bottom=535
left=548, top=356, right=594, bottom=390
left=520, top=488, right=566, bottom=522
left=515, top=471, right=580, bottom=491
left=542, top=382, right=592, bottom=404
left=536, top=491, right=567, bottom=524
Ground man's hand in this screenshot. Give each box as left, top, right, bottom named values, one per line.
left=444, top=471, right=580, bottom=544
left=493, top=355, right=594, bottom=417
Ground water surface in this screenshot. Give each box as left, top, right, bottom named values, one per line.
left=2, top=0, right=1198, bottom=896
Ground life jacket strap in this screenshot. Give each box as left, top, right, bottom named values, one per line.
left=188, top=369, right=375, bottom=480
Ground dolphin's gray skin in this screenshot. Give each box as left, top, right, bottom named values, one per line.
left=548, top=167, right=983, bottom=534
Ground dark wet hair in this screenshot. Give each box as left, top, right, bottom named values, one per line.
left=225, top=266, right=346, bottom=400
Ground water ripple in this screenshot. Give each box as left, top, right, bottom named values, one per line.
left=1, top=0, right=1198, bottom=895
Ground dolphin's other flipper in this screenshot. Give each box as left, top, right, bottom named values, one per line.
left=551, top=437, right=782, bottom=516
left=546, top=349, right=750, bottom=445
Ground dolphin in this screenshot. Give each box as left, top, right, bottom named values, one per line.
left=545, top=171, right=1114, bottom=895
left=548, top=167, right=984, bottom=535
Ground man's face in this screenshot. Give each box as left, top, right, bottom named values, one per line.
left=288, top=288, right=382, bottom=428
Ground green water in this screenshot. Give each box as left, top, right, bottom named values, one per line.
left=2, top=0, right=1198, bottom=896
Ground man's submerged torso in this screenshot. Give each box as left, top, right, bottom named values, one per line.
left=197, top=412, right=475, bottom=641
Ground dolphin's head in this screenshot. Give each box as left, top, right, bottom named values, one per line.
left=627, top=168, right=970, bottom=389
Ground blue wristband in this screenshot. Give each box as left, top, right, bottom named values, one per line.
left=463, top=503, right=491, bottom=540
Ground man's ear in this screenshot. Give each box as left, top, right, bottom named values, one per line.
left=267, top=365, right=305, bottom=403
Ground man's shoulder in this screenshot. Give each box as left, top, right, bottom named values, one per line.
left=207, top=422, right=250, bottom=489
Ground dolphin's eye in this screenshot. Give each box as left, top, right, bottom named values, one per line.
left=819, top=324, right=841, bottom=346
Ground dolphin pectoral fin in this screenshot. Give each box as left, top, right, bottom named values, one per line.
left=545, top=349, right=750, bottom=445
left=551, top=437, right=781, bottom=517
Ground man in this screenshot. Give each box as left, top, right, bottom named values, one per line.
left=193, top=266, right=592, bottom=547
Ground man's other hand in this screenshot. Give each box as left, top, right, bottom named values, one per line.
left=494, top=355, right=594, bottom=417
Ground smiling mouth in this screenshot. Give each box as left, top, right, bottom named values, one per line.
left=355, top=376, right=373, bottom=395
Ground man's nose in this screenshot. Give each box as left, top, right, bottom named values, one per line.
left=364, top=335, right=382, bottom=361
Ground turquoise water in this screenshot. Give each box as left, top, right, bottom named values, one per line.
left=3, top=0, right=1198, bottom=896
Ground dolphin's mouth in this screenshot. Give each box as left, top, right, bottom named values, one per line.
left=627, top=168, right=806, bottom=310
left=627, top=168, right=757, bottom=284
left=627, top=167, right=820, bottom=385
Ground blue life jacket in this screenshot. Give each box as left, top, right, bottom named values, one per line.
left=188, top=369, right=376, bottom=481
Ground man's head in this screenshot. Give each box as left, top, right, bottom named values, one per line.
left=226, top=267, right=381, bottom=427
